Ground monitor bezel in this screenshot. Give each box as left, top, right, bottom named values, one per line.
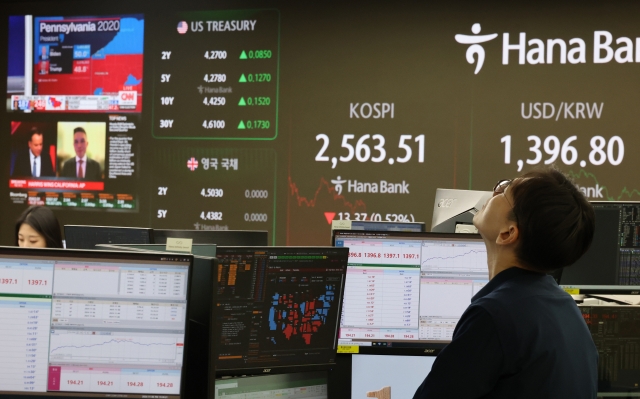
left=331, top=230, right=483, bottom=246
left=63, top=225, right=155, bottom=249
left=96, top=243, right=217, bottom=258
left=213, top=246, right=349, bottom=378
left=153, top=229, right=268, bottom=246
left=342, top=220, right=426, bottom=230
left=0, top=245, right=194, bottom=399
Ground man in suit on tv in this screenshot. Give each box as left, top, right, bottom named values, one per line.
left=12, top=127, right=55, bottom=177
left=60, top=127, right=101, bottom=180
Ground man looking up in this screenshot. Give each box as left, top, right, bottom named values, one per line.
left=413, top=167, right=597, bottom=399
left=60, top=127, right=101, bottom=180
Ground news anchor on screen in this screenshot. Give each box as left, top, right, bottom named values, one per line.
left=60, top=127, right=101, bottom=180
left=12, top=127, right=55, bottom=177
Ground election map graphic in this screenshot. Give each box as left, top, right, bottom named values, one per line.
left=8, top=14, right=144, bottom=112
left=267, top=285, right=336, bottom=346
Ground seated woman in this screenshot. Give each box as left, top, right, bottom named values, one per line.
left=15, top=206, right=63, bottom=248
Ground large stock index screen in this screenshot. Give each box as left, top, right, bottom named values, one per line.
left=334, top=231, right=487, bottom=347
left=3, top=1, right=640, bottom=246
left=214, top=247, right=347, bottom=375
left=0, top=247, right=192, bottom=398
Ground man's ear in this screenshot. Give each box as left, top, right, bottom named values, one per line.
left=496, top=222, right=519, bottom=247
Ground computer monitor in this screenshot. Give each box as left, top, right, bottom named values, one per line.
left=96, top=244, right=217, bottom=326
left=559, top=285, right=640, bottom=295
left=64, top=225, right=154, bottom=249
left=214, top=371, right=328, bottom=398
left=154, top=229, right=268, bottom=246
left=430, top=188, right=492, bottom=233
left=213, top=246, right=348, bottom=376
left=98, top=243, right=217, bottom=258
left=96, top=243, right=217, bottom=399
left=331, top=220, right=426, bottom=232
left=579, top=305, right=640, bottom=393
left=561, top=201, right=640, bottom=285
left=351, top=354, right=435, bottom=399
left=0, top=246, right=193, bottom=398
left=333, top=230, right=487, bottom=349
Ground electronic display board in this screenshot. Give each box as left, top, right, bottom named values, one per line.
left=2, top=0, right=640, bottom=246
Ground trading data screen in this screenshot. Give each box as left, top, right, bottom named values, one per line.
left=0, top=249, right=191, bottom=398
left=214, top=247, right=347, bottom=375
left=608, top=203, right=640, bottom=284
left=580, top=305, right=640, bottom=392
left=334, top=231, right=487, bottom=346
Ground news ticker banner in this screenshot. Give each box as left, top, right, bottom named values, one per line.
left=151, top=9, right=279, bottom=140
left=150, top=147, right=276, bottom=244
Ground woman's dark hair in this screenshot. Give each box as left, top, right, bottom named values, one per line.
left=15, top=206, right=63, bottom=248
left=508, top=167, right=595, bottom=272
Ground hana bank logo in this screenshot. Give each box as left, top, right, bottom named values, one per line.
left=331, top=176, right=347, bottom=195
left=455, top=23, right=498, bottom=74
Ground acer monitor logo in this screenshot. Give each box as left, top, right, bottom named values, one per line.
left=438, top=198, right=457, bottom=208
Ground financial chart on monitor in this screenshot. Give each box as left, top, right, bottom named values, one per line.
left=334, top=231, right=488, bottom=346
left=214, top=247, right=347, bottom=375
left=0, top=250, right=191, bottom=398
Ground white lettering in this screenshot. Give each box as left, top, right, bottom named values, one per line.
left=568, top=38, right=587, bottom=64
left=533, top=103, right=542, bottom=119
left=615, top=37, right=634, bottom=63
left=564, top=103, right=575, bottom=119
left=360, top=103, right=372, bottom=118
left=503, top=32, right=526, bottom=65
left=380, top=180, right=410, bottom=194
left=527, top=38, right=545, bottom=64
left=543, top=103, right=554, bottom=119
left=521, top=103, right=532, bottom=119
left=586, top=103, right=604, bottom=119
left=594, top=31, right=614, bottom=63
left=546, top=39, right=567, bottom=64
left=350, top=103, right=359, bottom=118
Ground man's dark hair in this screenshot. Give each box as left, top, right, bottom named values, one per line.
left=29, top=127, right=42, bottom=142
left=73, top=127, right=86, bottom=135
left=15, top=206, right=63, bottom=248
left=509, top=167, right=595, bottom=272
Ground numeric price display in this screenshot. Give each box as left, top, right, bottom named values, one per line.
left=152, top=9, right=280, bottom=140
left=151, top=147, right=276, bottom=242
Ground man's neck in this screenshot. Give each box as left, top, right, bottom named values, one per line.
left=485, top=245, right=528, bottom=280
